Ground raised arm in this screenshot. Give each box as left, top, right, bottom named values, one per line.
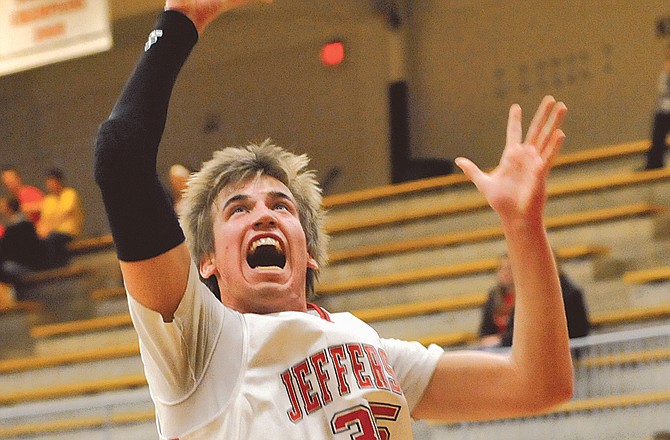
left=413, top=96, right=573, bottom=421
left=94, top=1, right=266, bottom=319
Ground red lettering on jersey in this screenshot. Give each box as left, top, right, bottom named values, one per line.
left=379, top=349, right=402, bottom=395
left=281, top=369, right=303, bottom=423
left=370, top=402, right=402, bottom=440
left=328, top=345, right=351, bottom=395
left=370, top=402, right=401, bottom=420
left=347, top=343, right=373, bottom=389
left=309, top=350, right=333, bottom=405
left=363, top=344, right=390, bottom=390
left=292, top=360, right=321, bottom=414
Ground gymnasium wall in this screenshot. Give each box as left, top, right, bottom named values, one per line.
left=0, top=0, right=668, bottom=236
left=406, top=0, right=670, bottom=167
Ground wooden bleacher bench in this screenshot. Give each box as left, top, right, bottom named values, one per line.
left=351, top=292, right=488, bottom=323
left=548, top=389, right=670, bottom=415
left=0, top=409, right=154, bottom=438
left=7, top=310, right=666, bottom=376
left=324, top=168, right=670, bottom=234
left=590, top=304, right=670, bottom=328
left=90, top=285, right=126, bottom=301
left=0, top=374, right=147, bottom=406
left=325, top=194, right=489, bottom=234
left=432, top=389, right=670, bottom=428
left=575, top=347, right=670, bottom=369
left=4, top=389, right=669, bottom=438
left=415, top=331, right=479, bottom=347
left=329, top=203, right=646, bottom=263
left=13, top=264, right=102, bottom=325
left=15, top=264, right=91, bottom=287
left=66, top=234, right=114, bottom=254
left=0, top=300, right=43, bottom=316
left=0, top=300, right=43, bottom=359
left=30, top=312, right=133, bottom=338
left=323, top=140, right=652, bottom=209
left=623, top=266, right=670, bottom=284
left=0, top=342, right=139, bottom=375
left=318, top=244, right=609, bottom=295
left=352, top=297, right=669, bottom=331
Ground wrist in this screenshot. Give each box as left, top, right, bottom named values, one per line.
left=500, top=214, right=545, bottom=241
left=163, top=4, right=203, bottom=32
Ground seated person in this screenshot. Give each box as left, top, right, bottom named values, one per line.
left=37, top=168, right=84, bottom=268
left=1, top=166, right=44, bottom=224
left=478, top=254, right=516, bottom=347
left=479, top=253, right=591, bottom=347
left=0, top=197, right=48, bottom=285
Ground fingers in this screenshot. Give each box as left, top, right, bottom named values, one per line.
left=540, top=128, right=566, bottom=168
left=455, top=157, right=486, bottom=190
left=537, top=101, right=567, bottom=156
left=506, top=104, right=522, bottom=148
left=524, top=95, right=556, bottom=146
left=514, top=96, right=566, bottom=164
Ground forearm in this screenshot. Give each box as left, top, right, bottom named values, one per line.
left=108, top=10, right=198, bottom=146
left=94, top=11, right=197, bottom=261
left=502, top=218, right=573, bottom=402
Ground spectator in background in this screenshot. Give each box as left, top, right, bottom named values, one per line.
left=640, top=43, right=670, bottom=170
left=1, top=166, right=44, bottom=224
left=479, top=254, right=516, bottom=347
left=653, top=431, right=670, bottom=440
left=168, top=163, right=190, bottom=217
left=37, top=168, right=84, bottom=268
left=479, top=253, right=591, bottom=348
left=0, top=197, right=47, bottom=285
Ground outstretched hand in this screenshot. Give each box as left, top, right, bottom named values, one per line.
left=455, top=96, right=567, bottom=224
left=165, top=0, right=272, bottom=33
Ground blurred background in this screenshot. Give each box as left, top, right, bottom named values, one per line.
left=1, top=0, right=668, bottom=235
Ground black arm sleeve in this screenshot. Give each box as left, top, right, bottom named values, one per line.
left=94, top=11, right=198, bottom=262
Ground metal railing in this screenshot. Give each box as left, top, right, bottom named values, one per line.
left=419, top=323, right=670, bottom=440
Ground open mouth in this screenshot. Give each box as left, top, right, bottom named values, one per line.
left=247, top=237, right=286, bottom=269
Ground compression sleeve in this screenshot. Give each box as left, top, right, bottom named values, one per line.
left=94, top=11, right=198, bottom=262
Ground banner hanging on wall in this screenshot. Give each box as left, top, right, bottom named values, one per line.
left=0, top=0, right=112, bottom=77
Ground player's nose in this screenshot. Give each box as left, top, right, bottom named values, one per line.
left=252, top=205, right=277, bottom=230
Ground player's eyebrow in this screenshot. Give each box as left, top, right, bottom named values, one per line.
left=221, top=194, right=249, bottom=211
left=221, top=191, right=295, bottom=211
left=267, top=191, right=295, bottom=204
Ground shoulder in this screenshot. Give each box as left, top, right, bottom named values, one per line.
left=62, top=187, right=81, bottom=201
left=19, top=186, right=44, bottom=200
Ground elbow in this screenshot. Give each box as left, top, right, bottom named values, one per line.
left=94, top=118, right=149, bottom=188
left=546, top=374, right=574, bottom=407
left=93, top=119, right=123, bottom=187
left=527, top=372, right=574, bottom=413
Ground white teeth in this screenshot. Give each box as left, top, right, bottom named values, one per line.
left=250, top=237, right=282, bottom=253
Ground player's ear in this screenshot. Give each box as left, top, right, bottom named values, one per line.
left=307, top=253, right=319, bottom=271
left=199, top=254, right=217, bottom=278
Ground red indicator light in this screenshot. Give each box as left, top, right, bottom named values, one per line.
left=320, top=41, right=345, bottom=67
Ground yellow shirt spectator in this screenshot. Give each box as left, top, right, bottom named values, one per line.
left=38, top=186, right=84, bottom=238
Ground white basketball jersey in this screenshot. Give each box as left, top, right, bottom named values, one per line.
left=128, top=263, right=443, bottom=439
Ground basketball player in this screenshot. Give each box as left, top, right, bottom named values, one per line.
left=94, top=1, right=573, bottom=438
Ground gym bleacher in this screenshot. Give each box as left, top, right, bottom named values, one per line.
left=0, top=140, right=669, bottom=439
